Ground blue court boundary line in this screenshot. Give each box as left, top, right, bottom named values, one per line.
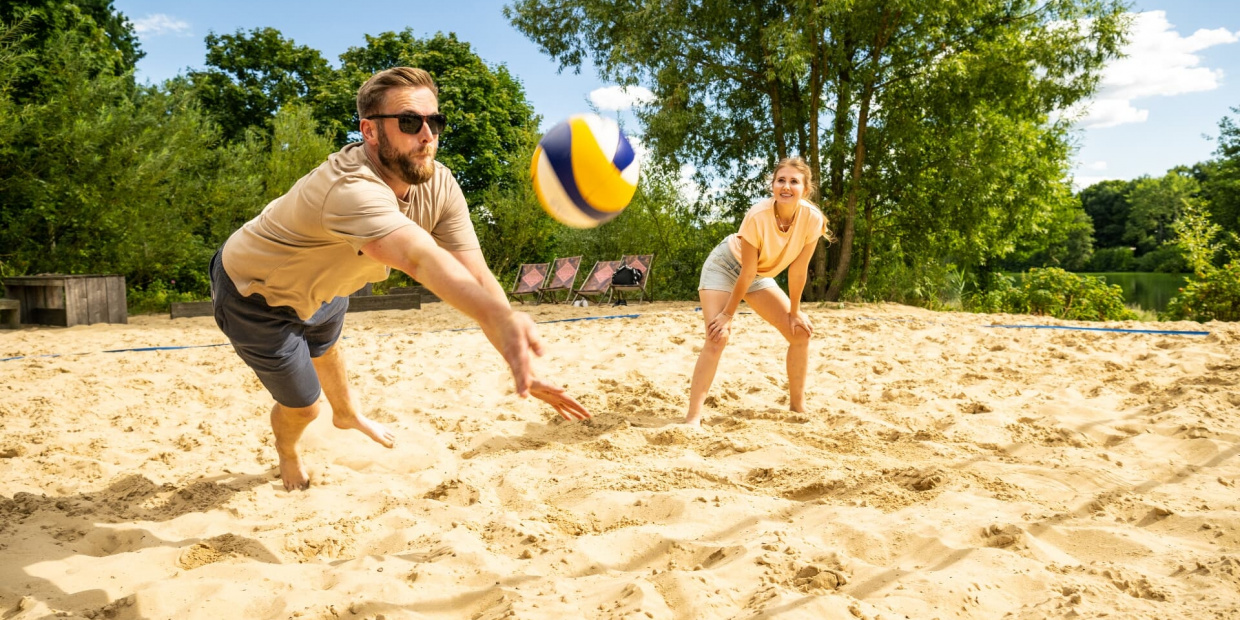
left=0, top=313, right=644, bottom=362
left=984, top=324, right=1208, bottom=336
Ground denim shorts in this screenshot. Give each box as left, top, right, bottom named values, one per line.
left=698, top=240, right=779, bottom=293
left=210, top=248, right=348, bottom=408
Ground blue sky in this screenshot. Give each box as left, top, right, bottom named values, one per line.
left=113, top=1, right=1240, bottom=189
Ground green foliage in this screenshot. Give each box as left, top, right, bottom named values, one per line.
left=1132, top=243, right=1188, bottom=273
left=1079, top=179, right=1134, bottom=249
left=471, top=131, right=560, bottom=280
left=189, top=27, right=333, bottom=142
left=508, top=0, right=1130, bottom=299
left=1086, top=247, right=1135, bottom=272
left=1162, top=261, right=1240, bottom=322
left=966, top=268, right=1136, bottom=321
left=333, top=31, right=541, bottom=202
left=844, top=254, right=971, bottom=311
left=265, top=103, right=335, bottom=201
left=1161, top=200, right=1240, bottom=322
left=999, top=191, right=1094, bottom=271
left=1124, top=170, right=1199, bottom=255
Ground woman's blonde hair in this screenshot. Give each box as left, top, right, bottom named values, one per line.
left=772, top=156, right=817, bottom=204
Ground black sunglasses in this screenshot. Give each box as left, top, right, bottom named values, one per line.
left=366, top=113, right=447, bottom=136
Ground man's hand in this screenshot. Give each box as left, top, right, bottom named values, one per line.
left=529, top=379, right=592, bottom=420
left=479, top=310, right=544, bottom=398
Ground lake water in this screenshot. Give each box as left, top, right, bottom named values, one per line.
left=1078, top=272, right=1190, bottom=313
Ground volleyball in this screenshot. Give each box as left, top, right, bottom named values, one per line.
left=530, top=114, right=640, bottom=228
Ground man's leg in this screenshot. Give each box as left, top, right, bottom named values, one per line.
left=310, top=343, right=396, bottom=448
left=271, top=400, right=320, bottom=491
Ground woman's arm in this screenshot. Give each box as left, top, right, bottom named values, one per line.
left=787, top=240, right=817, bottom=316
left=708, top=239, right=760, bottom=341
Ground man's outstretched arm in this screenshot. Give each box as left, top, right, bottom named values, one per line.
left=363, top=225, right=537, bottom=396
left=450, top=247, right=590, bottom=420
left=361, top=227, right=589, bottom=420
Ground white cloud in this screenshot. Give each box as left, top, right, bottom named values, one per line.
left=589, top=85, right=655, bottom=111
left=131, top=14, right=191, bottom=37
left=1071, top=174, right=1121, bottom=191
left=1074, top=11, right=1238, bottom=129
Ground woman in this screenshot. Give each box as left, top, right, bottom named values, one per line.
left=686, top=157, right=830, bottom=426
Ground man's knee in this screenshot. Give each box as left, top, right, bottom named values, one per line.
left=277, top=399, right=321, bottom=421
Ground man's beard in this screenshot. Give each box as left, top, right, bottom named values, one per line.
left=376, top=124, right=436, bottom=185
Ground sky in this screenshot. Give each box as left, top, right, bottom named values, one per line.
left=113, top=0, right=1240, bottom=190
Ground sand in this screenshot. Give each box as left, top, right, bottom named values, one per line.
left=1, top=300, right=1238, bottom=619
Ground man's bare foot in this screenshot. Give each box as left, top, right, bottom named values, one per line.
left=271, top=406, right=311, bottom=491
left=682, top=415, right=702, bottom=427
left=333, top=411, right=396, bottom=448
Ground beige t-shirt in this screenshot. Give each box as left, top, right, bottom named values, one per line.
left=222, top=142, right=478, bottom=319
left=727, top=198, right=828, bottom=278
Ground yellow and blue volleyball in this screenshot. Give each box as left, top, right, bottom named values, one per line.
left=531, top=114, right=640, bottom=228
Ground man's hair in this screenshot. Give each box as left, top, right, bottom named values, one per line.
left=356, top=67, right=439, bottom=119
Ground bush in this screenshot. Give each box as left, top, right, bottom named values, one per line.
left=965, top=267, right=1136, bottom=321
left=1087, top=246, right=1135, bottom=271
left=1133, top=243, right=1188, bottom=273
left=1161, top=261, right=1240, bottom=322
left=127, top=279, right=204, bottom=315
left=845, top=257, right=970, bottom=311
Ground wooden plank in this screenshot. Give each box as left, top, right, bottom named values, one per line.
left=65, top=278, right=87, bottom=327
left=346, top=294, right=420, bottom=312
left=171, top=301, right=214, bottom=319
left=107, top=276, right=128, bottom=324
left=86, top=277, right=108, bottom=325
left=0, top=298, right=17, bottom=329
left=32, top=307, right=68, bottom=327
left=394, top=285, right=439, bottom=303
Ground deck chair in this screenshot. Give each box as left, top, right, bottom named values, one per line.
left=610, top=254, right=655, bottom=303
left=507, top=262, right=550, bottom=304
left=539, top=256, right=582, bottom=304
left=571, top=260, right=621, bottom=305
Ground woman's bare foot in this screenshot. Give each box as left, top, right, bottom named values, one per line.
left=682, top=414, right=702, bottom=427
left=333, top=410, right=396, bottom=448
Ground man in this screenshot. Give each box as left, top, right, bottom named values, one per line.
left=211, top=67, right=589, bottom=491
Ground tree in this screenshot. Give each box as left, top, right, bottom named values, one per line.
left=0, top=0, right=141, bottom=96
left=507, top=0, right=1129, bottom=300
left=1199, top=107, right=1240, bottom=251
left=1078, top=179, right=1134, bottom=249
left=1124, top=170, right=1200, bottom=255
left=189, top=27, right=333, bottom=142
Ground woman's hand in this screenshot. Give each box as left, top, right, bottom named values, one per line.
left=708, top=312, right=733, bottom=342
left=790, top=311, right=813, bottom=337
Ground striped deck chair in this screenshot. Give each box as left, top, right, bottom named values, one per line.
left=507, top=262, right=549, bottom=304
left=571, top=260, right=621, bottom=305
left=539, top=256, right=582, bottom=304
left=611, top=254, right=654, bottom=303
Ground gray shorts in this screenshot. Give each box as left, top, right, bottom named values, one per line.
left=698, top=240, right=779, bottom=293
left=210, top=249, right=348, bottom=408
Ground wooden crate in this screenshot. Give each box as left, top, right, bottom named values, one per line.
left=3, top=275, right=127, bottom=327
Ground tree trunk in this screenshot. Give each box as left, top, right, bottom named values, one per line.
left=769, top=75, right=787, bottom=160
left=825, top=80, right=874, bottom=302
left=859, top=198, right=873, bottom=287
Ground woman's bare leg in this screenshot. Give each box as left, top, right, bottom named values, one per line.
left=743, top=287, right=811, bottom=413
left=686, top=289, right=733, bottom=426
